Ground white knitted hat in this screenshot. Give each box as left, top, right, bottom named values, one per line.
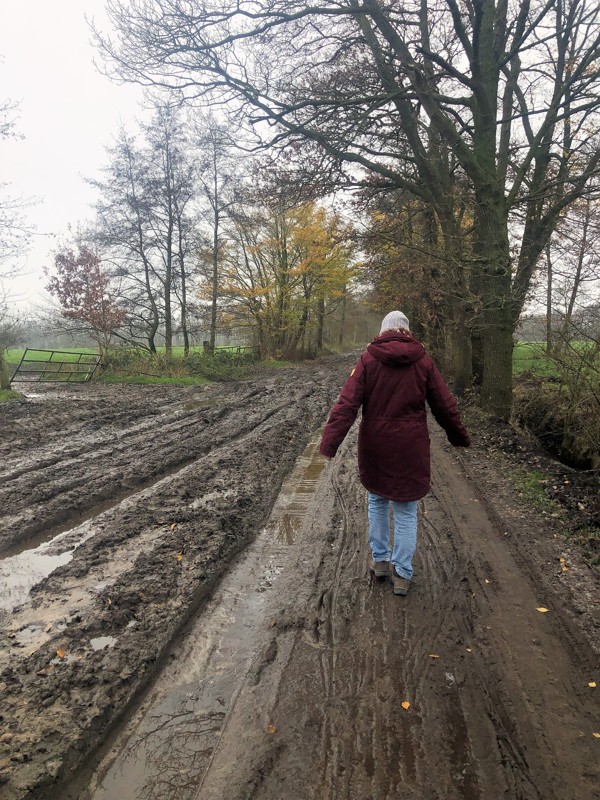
left=379, top=310, right=410, bottom=334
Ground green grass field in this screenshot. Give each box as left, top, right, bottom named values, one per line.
left=512, top=340, right=597, bottom=377
left=5, top=345, right=252, bottom=364
left=5, top=347, right=97, bottom=364
left=4, top=345, right=263, bottom=386
left=512, top=342, right=557, bottom=376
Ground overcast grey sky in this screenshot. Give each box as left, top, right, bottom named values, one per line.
left=1, top=0, right=143, bottom=307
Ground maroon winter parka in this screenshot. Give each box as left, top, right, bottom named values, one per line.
left=319, top=333, right=470, bottom=501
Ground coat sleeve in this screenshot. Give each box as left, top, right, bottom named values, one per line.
left=425, top=361, right=471, bottom=447
left=319, top=356, right=367, bottom=458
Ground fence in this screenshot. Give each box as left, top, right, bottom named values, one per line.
left=10, top=349, right=101, bottom=383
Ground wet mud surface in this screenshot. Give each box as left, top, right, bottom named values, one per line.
left=1, top=362, right=599, bottom=800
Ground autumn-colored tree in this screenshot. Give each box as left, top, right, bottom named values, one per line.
left=46, top=244, right=126, bottom=361
left=222, top=199, right=355, bottom=358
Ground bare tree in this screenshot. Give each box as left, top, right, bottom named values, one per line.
left=0, top=97, right=34, bottom=391
left=90, top=104, right=197, bottom=353
left=194, top=113, right=238, bottom=354
left=539, top=188, right=600, bottom=351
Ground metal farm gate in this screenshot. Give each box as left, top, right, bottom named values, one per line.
left=10, top=349, right=101, bottom=384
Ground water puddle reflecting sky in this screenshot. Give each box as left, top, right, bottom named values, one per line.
left=0, top=526, right=95, bottom=612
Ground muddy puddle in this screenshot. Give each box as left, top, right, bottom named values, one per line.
left=0, top=525, right=96, bottom=612
left=73, top=433, right=327, bottom=800
left=0, top=445, right=235, bottom=607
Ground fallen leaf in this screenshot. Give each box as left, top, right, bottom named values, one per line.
left=401, top=701, right=411, bottom=710
left=56, top=649, right=65, bottom=659
left=559, top=557, right=566, bottom=563
left=588, top=681, right=596, bottom=688
left=466, top=648, right=472, bottom=653
left=484, top=579, right=491, bottom=584
left=170, top=523, right=177, bottom=530
left=428, top=654, right=440, bottom=659
left=562, top=566, right=569, bottom=572
left=536, top=607, right=549, bottom=613
left=593, top=732, right=600, bottom=739
left=265, top=724, right=277, bottom=734
left=176, top=554, right=183, bottom=561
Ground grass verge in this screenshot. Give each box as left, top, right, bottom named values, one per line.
left=506, top=444, right=599, bottom=567
left=0, top=389, right=23, bottom=402
left=98, top=374, right=210, bottom=386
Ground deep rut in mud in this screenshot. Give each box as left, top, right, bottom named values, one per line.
left=0, top=364, right=348, bottom=799
left=1, top=364, right=599, bottom=800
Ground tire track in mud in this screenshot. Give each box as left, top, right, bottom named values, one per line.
left=194, top=427, right=599, bottom=800
left=0, top=364, right=351, bottom=799
left=0, top=383, right=317, bottom=555
left=2, top=371, right=598, bottom=800
left=426, top=444, right=599, bottom=799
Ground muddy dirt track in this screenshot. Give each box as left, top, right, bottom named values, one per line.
left=1, top=358, right=599, bottom=800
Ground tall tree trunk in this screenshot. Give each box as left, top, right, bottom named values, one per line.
left=439, top=211, right=472, bottom=394
left=164, top=204, right=174, bottom=359
left=275, top=220, right=290, bottom=353
left=449, top=314, right=473, bottom=397
left=476, top=192, right=513, bottom=420
left=143, top=258, right=159, bottom=353
left=338, top=288, right=347, bottom=350
left=546, top=242, right=553, bottom=356
left=209, top=207, right=219, bottom=354
left=179, top=255, right=190, bottom=357
left=0, top=351, right=11, bottom=390
left=471, top=9, right=513, bottom=420
left=164, top=264, right=173, bottom=357
left=316, top=296, right=325, bottom=350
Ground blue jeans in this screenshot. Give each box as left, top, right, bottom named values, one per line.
left=367, top=492, right=418, bottom=580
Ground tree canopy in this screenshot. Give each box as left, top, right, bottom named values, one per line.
left=94, top=0, right=600, bottom=417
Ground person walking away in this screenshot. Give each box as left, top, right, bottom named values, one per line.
left=319, top=311, right=470, bottom=596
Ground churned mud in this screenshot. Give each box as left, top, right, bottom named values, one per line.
left=0, top=360, right=598, bottom=800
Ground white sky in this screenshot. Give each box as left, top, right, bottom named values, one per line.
left=0, top=0, right=144, bottom=308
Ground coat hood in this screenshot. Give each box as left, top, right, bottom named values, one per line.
left=367, top=333, right=426, bottom=367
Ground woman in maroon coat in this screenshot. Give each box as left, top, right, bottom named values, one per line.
left=320, top=311, right=470, bottom=595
